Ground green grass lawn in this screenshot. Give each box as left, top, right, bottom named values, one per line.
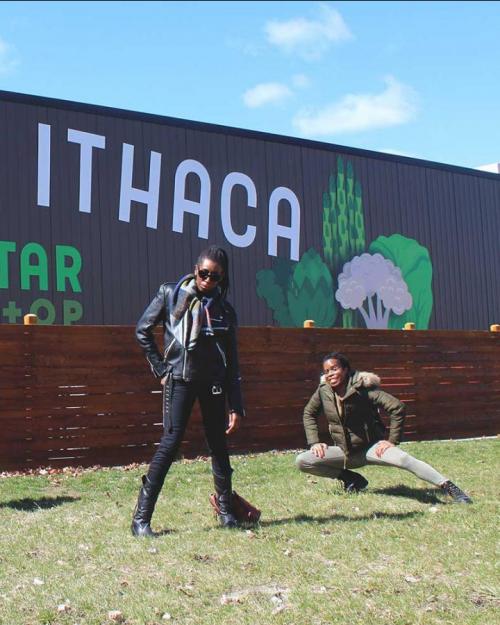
left=0, top=439, right=498, bottom=625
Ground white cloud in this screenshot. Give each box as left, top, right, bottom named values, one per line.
left=0, top=37, right=19, bottom=74
left=292, top=74, right=310, bottom=89
left=293, top=76, right=418, bottom=137
left=243, top=82, right=292, bottom=109
left=265, top=3, right=352, bottom=60
left=225, top=37, right=264, bottom=57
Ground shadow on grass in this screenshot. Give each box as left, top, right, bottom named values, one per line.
left=0, top=495, right=80, bottom=512
left=371, top=484, right=442, bottom=504
left=203, top=509, right=424, bottom=530
left=258, top=509, right=424, bottom=527
left=152, top=528, right=176, bottom=536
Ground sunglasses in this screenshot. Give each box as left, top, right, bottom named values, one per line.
left=197, top=268, right=222, bottom=282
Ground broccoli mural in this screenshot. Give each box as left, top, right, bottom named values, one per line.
left=335, top=253, right=413, bottom=329
left=256, top=157, right=434, bottom=329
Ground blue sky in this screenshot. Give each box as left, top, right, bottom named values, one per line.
left=0, top=1, right=498, bottom=170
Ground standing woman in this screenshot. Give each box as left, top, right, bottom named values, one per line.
left=132, top=246, right=245, bottom=536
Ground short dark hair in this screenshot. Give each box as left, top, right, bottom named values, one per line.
left=197, top=245, right=230, bottom=298
left=322, top=352, right=350, bottom=370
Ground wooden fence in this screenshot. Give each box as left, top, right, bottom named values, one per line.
left=0, top=325, right=499, bottom=471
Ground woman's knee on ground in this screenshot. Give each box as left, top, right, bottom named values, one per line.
left=295, top=450, right=319, bottom=473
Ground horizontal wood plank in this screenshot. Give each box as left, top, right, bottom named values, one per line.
left=0, top=325, right=498, bottom=470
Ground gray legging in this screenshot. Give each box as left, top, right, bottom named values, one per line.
left=296, top=443, right=446, bottom=486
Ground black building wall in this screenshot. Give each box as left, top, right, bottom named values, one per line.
left=0, top=90, right=498, bottom=330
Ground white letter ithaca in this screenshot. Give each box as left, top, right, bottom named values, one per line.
left=221, top=172, right=257, bottom=248
left=119, top=143, right=162, bottom=229
left=268, top=187, right=300, bottom=261
left=67, top=129, right=106, bottom=214
left=37, top=123, right=51, bottom=207
left=172, top=159, right=211, bottom=239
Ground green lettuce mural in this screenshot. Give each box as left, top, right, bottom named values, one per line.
left=256, top=158, right=434, bottom=330
left=369, top=234, right=433, bottom=329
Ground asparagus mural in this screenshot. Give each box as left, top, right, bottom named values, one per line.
left=323, top=157, right=366, bottom=327
left=256, top=157, right=434, bottom=329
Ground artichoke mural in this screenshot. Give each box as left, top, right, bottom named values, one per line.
left=256, top=248, right=337, bottom=328
left=255, top=259, right=293, bottom=327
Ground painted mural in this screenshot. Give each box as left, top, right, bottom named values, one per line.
left=256, top=157, right=434, bottom=329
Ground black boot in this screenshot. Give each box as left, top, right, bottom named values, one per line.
left=213, top=474, right=238, bottom=528
left=440, top=480, right=473, bottom=504
left=338, top=470, right=368, bottom=493
left=131, top=475, right=161, bottom=537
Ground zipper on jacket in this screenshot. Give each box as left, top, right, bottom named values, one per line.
left=164, top=338, right=175, bottom=361
left=332, top=390, right=349, bottom=469
left=146, top=355, right=156, bottom=376
left=183, top=348, right=188, bottom=381
left=364, top=422, right=371, bottom=443
left=215, top=341, right=227, bottom=368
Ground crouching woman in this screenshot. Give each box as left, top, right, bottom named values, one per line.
left=296, top=352, right=472, bottom=503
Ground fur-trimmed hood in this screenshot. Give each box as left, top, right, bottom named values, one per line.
left=352, top=371, right=381, bottom=389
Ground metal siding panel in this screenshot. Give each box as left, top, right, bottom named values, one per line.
left=477, top=177, right=500, bottom=327
left=352, top=154, right=376, bottom=250
left=46, top=107, right=104, bottom=325
left=225, top=134, right=271, bottom=326
left=393, top=163, right=437, bottom=328
left=0, top=102, right=21, bottom=319
left=141, top=120, right=187, bottom=301
left=299, top=146, right=337, bottom=254
left=247, top=140, right=306, bottom=327
left=95, top=114, right=128, bottom=324
left=395, top=163, right=433, bottom=248
left=182, top=128, right=231, bottom=301
left=426, top=169, right=466, bottom=329
left=365, top=159, right=399, bottom=238
left=94, top=113, right=121, bottom=324
left=2, top=102, right=54, bottom=322
left=262, top=140, right=304, bottom=260
left=95, top=114, right=151, bottom=324
left=452, top=174, right=487, bottom=329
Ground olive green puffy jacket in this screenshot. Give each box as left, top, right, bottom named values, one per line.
left=303, top=370, right=406, bottom=454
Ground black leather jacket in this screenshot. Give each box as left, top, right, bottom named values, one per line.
left=136, top=282, right=245, bottom=415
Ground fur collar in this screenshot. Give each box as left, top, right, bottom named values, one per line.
left=353, top=371, right=381, bottom=388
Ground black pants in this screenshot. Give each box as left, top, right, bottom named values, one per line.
left=146, top=379, right=232, bottom=488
